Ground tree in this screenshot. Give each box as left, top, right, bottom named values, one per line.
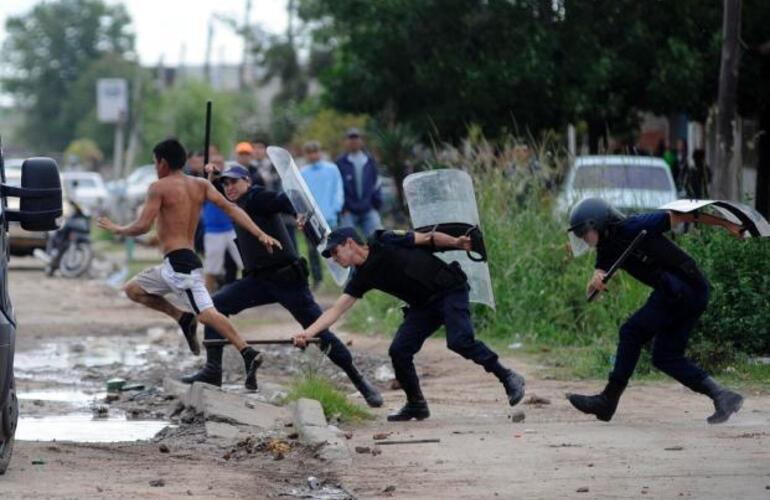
left=2, top=0, right=134, bottom=152
left=141, top=80, right=236, bottom=164
left=300, top=0, right=561, bottom=142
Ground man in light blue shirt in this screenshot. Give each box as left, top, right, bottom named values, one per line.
left=301, top=140, right=344, bottom=287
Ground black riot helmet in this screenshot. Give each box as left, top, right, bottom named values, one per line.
left=567, top=198, right=625, bottom=256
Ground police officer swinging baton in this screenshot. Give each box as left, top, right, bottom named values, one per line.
left=587, top=230, right=647, bottom=303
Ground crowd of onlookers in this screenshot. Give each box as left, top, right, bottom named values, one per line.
left=185, top=128, right=385, bottom=291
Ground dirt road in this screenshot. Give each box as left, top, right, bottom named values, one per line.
left=3, top=258, right=769, bottom=499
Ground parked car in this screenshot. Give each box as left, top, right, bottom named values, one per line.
left=106, top=164, right=156, bottom=221
left=555, top=155, right=679, bottom=217
left=1, top=149, right=63, bottom=474
left=61, top=171, right=109, bottom=215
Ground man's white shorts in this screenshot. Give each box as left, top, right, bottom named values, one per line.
left=204, top=230, right=243, bottom=276
left=135, top=259, right=213, bottom=314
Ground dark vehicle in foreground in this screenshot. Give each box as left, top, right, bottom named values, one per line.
left=0, top=139, right=63, bottom=474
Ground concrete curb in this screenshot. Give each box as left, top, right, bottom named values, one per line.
left=292, top=398, right=352, bottom=466
left=162, top=377, right=291, bottom=439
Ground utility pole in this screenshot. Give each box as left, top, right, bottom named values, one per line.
left=713, top=0, right=742, bottom=201
left=239, top=0, right=252, bottom=90
left=204, top=18, right=214, bottom=85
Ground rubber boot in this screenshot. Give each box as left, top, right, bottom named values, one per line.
left=178, top=312, right=200, bottom=355
left=567, top=380, right=626, bottom=422
left=694, top=376, right=744, bottom=424
left=181, top=345, right=223, bottom=386
left=387, top=385, right=430, bottom=422
left=347, top=367, right=384, bottom=408
left=241, top=347, right=263, bottom=391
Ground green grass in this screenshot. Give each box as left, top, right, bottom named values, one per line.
left=284, top=372, right=373, bottom=422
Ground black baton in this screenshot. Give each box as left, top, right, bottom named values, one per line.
left=587, top=229, right=647, bottom=302
left=202, top=338, right=321, bottom=347
left=203, top=100, right=212, bottom=165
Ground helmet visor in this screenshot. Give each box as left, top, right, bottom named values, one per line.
left=568, top=230, right=590, bottom=257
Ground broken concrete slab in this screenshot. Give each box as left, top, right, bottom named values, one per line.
left=205, top=421, right=263, bottom=441
left=202, top=389, right=290, bottom=429
left=163, top=377, right=190, bottom=405
left=291, top=398, right=351, bottom=466
left=188, top=381, right=221, bottom=412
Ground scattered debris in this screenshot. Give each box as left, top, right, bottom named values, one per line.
left=158, top=444, right=170, bottom=453
left=509, top=411, right=526, bottom=423
left=507, top=342, right=523, bottom=350
left=106, top=378, right=126, bottom=392
left=524, top=395, right=551, bottom=405
left=374, top=364, right=395, bottom=382
left=92, top=405, right=109, bottom=418
left=373, top=432, right=392, bottom=440
left=105, top=393, right=120, bottom=403
left=355, top=446, right=371, bottom=454
left=31, top=459, right=46, bottom=465
left=664, top=446, right=684, bottom=451
left=383, top=485, right=396, bottom=493
left=371, top=447, right=382, bottom=456
left=548, top=443, right=582, bottom=448
left=307, top=476, right=321, bottom=490
left=576, top=487, right=589, bottom=493
left=149, top=479, right=165, bottom=487
left=343, top=431, right=353, bottom=440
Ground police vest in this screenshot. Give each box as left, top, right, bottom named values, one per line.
left=604, top=226, right=707, bottom=291
left=370, top=239, right=468, bottom=302
left=235, top=192, right=298, bottom=273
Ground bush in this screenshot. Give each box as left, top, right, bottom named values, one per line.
left=681, top=230, right=770, bottom=370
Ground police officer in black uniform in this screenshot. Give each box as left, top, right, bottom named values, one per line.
left=181, top=165, right=383, bottom=407
left=566, top=198, right=745, bottom=424
left=292, top=227, right=526, bottom=421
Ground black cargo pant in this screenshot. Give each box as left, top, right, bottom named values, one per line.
left=388, top=288, right=502, bottom=400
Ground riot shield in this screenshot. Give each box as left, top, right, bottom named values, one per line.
left=659, top=199, right=770, bottom=237
left=403, top=169, right=495, bottom=308
left=266, top=146, right=350, bottom=286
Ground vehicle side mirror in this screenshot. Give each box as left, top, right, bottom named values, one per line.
left=3, top=157, right=63, bottom=231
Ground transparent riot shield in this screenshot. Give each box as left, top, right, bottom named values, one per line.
left=403, top=169, right=495, bottom=308
left=659, top=199, right=770, bottom=237
left=266, top=146, right=350, bottom=286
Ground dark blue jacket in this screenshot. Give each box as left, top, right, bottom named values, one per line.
left=336, top=152, right=382, bottom=214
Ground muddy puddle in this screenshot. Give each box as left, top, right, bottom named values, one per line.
left=16, top=414, right=171, bottom=442
left=14, top=329, right=192, bottom=443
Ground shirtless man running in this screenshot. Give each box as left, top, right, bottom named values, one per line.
left=97, top=138, right=281, bottom=389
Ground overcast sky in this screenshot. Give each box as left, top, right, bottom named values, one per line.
left=0, top=0, right=289, bottom=66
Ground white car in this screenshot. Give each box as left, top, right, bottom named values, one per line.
left=61, top=171, right=109, bottom=214
left=555, top=155, right=679, bottom=217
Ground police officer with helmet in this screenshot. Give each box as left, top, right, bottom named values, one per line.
left=292, top=227, right=526, bottom=421
left=181, top=165, right=383, bottom=407
left=566, top=197, right=745, bottom=424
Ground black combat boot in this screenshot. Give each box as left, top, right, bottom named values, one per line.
left=241, top=347, right=264, bottom=391
left=567, top=380, right=626, bottom=422
left=387, top=400, right=430, bottom=422
left=177, top=312, right=200, bottom=355
left=181, top=345, right=223, bottom=386
left=495, top=367, right=526, bottom=406
left=694, top=377, right=744, bottom=424
left=387, top=385, right=430, bottom=422
left=347, top=368, right=384, bottom=408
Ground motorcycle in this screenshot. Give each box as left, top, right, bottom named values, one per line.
left=34, top=199, right=93, bottom=278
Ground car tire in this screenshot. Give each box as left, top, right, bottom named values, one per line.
left=0, top=377, right=18, bottom=475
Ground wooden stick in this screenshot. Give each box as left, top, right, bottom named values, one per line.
left=202, top=338, right=320, bottom=347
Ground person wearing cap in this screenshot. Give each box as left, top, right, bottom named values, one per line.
left=181, top=164, right=383, bottom=406
left=335, top=128, right=383, bottom=237
left=301, top=140, right=344, bottom=288
left=292, top=227, right=526, bottom=421
left=201, top=154, right=243, bottom=292
left=234, top=141, right=265, bottom=187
